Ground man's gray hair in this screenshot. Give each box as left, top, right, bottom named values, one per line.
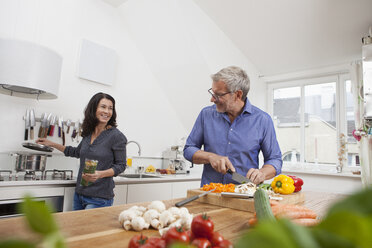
left=211, top=66, right=250, bottom=100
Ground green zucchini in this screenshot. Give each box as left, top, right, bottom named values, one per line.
left=254, top=188, right=276, bottom=222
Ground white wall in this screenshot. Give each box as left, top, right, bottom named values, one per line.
left=119, top=0, right=266, bottom=130
left=0, top=0, right=264, bottom=173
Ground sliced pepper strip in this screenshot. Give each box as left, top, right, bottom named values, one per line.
left=201, top=183, right=235, bottom=193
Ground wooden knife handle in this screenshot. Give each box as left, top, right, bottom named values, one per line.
left=30, top=127, right=34, bottom=140
left=175, top=195, right=199, bottom=207
left=62, top=131, right=65, bottom=146
left=38, top=127, right=43, bottom=138
left=48, top=125, right=55, bottom=136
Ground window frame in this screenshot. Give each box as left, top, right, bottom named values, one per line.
left=267, top=73, right=355, bottom=172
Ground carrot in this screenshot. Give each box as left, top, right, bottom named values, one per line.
left=271, top=205, right=311, bottom=215
left=248, top=218, right=257, bottom=226
left=292, top=218, right=320, bottom=226
left=276, top=210, right=317, bottom=219
left=270, top=200, right=280, bottom=206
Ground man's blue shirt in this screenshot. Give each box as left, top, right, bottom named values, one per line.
left=184, top=99, right=282, bottom=186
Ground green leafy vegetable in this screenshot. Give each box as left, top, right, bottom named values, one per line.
left=0, top=195, right=66, bottom=248
left=18, top=195, right=58, bottom=235
left=236, top=187, right=372, bottom=248
left=0, top=240, right=36, bottom=248
left=235, top=218, right=319, bottom=248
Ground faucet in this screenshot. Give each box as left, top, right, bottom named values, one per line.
left=126, top=140, right=142, bottom=156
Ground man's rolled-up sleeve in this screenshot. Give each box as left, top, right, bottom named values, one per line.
left=261, top=115, right=283, bottom=175
left=183, top=111, right=204, bottom=162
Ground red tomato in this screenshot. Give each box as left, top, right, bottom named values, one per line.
left=128, top=234, right=148, bottom=248
left=191, top=238, right=212, bottom=248
left=217, top=239, right=233, bottom=248
left=163, top=226, right=190, bottom=245
left=191, top=214, right=214, bottom=239
left=210, top=232, right=224, bottom=246
left=186, top=229, right=195, bottom=241
left=146, top=237, right=166, bottom=248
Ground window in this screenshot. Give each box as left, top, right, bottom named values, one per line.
left=268, top=73, right=358, bottom=172
left=345, top=80, right=360, bottom=168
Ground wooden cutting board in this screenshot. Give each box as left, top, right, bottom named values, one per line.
left=186, top=189, right=305, bottom=212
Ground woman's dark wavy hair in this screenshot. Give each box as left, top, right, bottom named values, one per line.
left=81, top=92, right=117, bottom=137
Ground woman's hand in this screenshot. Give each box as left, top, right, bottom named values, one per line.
left=35, top=138, right=66, bottom=152
left=82, top=171, right=102, bottom=182
left=36, top=138, right=55, bottom=147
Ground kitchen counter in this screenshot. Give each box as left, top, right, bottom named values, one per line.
left=0, top=172, right=201, bottom=187
left=0, top=191, right=344, bottom=247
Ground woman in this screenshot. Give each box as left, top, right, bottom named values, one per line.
left=37, top=92, right=127, bottom=210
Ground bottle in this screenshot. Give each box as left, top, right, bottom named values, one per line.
left=126, top=158, right=134, bottom=174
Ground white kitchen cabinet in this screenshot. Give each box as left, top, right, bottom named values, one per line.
left=172, top=181, right=200, bottom=199
left=63, top=186, right=75, bottom=212
left=127, top=183, right=172, bottom=203
left=63, top=184, right=128, bottom=211
left=113, top=184, right=127, bottom=206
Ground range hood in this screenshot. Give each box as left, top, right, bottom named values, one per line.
left=0, top=38, right=62, bottom=99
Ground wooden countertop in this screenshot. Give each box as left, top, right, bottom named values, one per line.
left=0, top=191, right=344, bottom=248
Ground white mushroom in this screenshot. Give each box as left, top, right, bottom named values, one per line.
left=123, top=220, right=132, bottom=231
left=143, top=209, right=160, bottom=224
left=168, top=218, right=183, bottom=229
left=128, top=206, right=145, bottom=216
left=148, top=200, right=166, bottom=213
left=150, top=218, right=161, bottom=229
left=159, top=210, right=175, bottom=228
left=168, top=207, right=181, bottom=219
left=180, top=213, right=193, bottom=229
left=137, top=206, right=147, bottom=213
left=158, top=227, right=170, bottom=236
left=179, top=207, right=189, bottom=216
left=131, top=216, right=150, bottom=231
left=118, top=209, right=139, bottom=225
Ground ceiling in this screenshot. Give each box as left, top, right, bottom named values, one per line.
left=104, top=0, right=372, bottom=77
left=194, top=0, right=372, bottom=76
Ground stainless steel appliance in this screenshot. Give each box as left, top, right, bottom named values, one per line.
left=0, top=169, right=73, bottom=181
left=12, top=153, right=50, bottom=173
left=0, top=196, right=63, bottom=218
left=162, top=146, right=188, bottom=174
left=0, top=169, right=74, bottom=218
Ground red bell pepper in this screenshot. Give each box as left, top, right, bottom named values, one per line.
left=287, top=175, right=304, bottom=192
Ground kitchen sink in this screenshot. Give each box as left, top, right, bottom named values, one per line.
left=118, top=174, right=161, bottom=179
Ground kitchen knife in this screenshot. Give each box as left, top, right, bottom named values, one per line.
left=38, top=113, right=46, bottom=138
left=66, top=119, right=72, bottom=134
left=30, top=109, right=35, bottom=140
left=42, top=113, right=50, bottom=138
left=57, top=116, right=62, bottom=137
left=59, top=116, right=65, bottom=145
left=48, top=115, right=56, bottom=136
left=24, top=109, right=30, bottom=140
left=175, top=188, right=216, bottom=207
left=44, top=113, right=52, bottom=138
left=227, top=169, right=251, bottom=184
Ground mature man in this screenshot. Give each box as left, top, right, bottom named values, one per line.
left=183, top=66, right=282, bottom=186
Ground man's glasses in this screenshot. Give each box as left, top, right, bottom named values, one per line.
left=208, top=88, right=231, bottom=101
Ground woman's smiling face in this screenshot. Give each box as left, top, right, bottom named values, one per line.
left=96, top=98, right=113, bottom=125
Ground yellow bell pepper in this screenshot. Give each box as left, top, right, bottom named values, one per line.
left=271, top=174, right=295, bottom=194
